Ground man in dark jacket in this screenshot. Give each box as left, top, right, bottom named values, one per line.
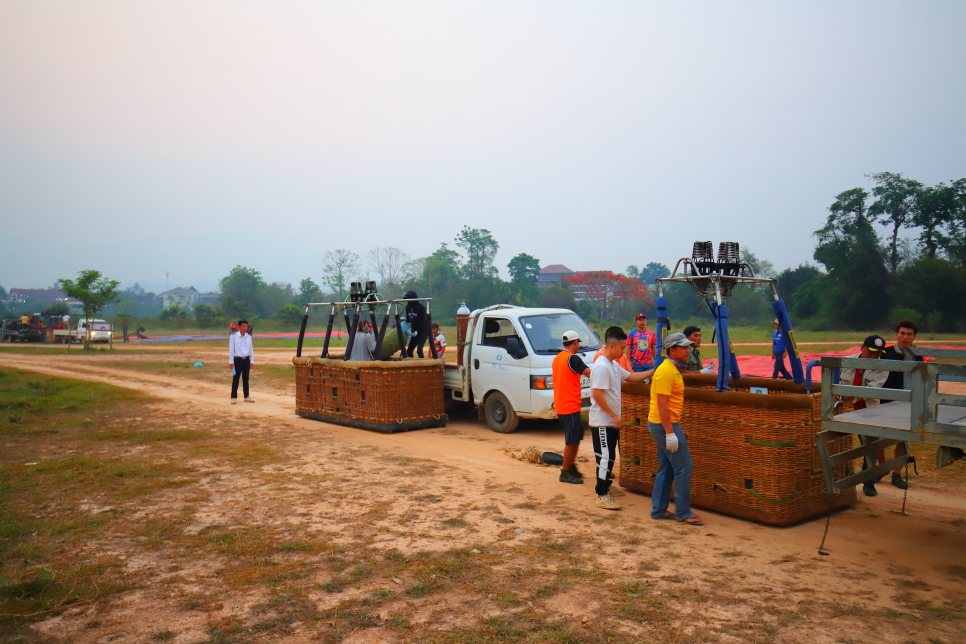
left=404, top=290, right=429, bottom=358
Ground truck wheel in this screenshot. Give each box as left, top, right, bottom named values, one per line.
left=484, top=392, right=520, bottom=433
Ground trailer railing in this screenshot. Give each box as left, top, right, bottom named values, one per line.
left=815, top=346, right=966, bottom=493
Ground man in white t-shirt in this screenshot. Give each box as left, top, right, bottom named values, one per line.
left=590, top=326, right=653, bottom=510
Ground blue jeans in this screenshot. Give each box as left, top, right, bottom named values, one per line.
left=632, top=363, right=653, bottom=373
left=647, top=421, right=694, bottom=520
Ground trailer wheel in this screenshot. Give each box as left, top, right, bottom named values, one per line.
left=484, top=392, right=520, bottom=433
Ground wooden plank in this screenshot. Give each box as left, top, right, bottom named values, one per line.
left=937, top=394, right=966, bottom=408
left=831, top=384, right=911, bottom=402
left=833, top=403, right=913, bottom=430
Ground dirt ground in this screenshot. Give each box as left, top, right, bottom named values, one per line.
left=1, top=347, right=965, bottom=644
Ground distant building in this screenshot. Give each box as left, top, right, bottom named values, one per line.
left=9, top=288, right=68, bottom=304
left=160, top=286, right=202, bottom=310
left=198, top=292, right=220, bottom=306
left=538, top=264, right=575, bottom=288
left=7, top=288, right=83, bottom=313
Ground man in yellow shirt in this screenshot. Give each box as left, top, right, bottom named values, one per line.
left=647, top=332, right=704, bottom=525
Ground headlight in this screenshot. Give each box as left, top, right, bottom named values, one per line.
left=530, top=375, right=553, bottom=390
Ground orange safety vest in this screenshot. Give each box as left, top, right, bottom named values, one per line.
left=552, top=350, right=584, bottom=415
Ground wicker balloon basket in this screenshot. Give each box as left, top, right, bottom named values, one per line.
left=618, top=373, right=856, bottom=526
left=293, top=357, right=447, bottom=433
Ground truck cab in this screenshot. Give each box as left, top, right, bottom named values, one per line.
left=76, top=319, right=113, bottom=343
left=443, top=305, right=601, bottom=433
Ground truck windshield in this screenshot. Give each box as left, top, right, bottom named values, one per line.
left=519, top=313, right=602, bottom=354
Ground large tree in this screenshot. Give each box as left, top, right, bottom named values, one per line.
left=638, top=262, right=670, bottom=284
left=368, top=246, right=411, bottom=287
left=563, top=271, right=650, bottom=320
left=813, top=189, right=891, bottom=328
left=912, top=183, right=956, bottom=259
left=57, top=270, right=120, bottom=347
left=220, top=266, right=266, bottom=318
left=322, top=249, right=361, bottom=301
left=506, top=253, right=541, bottom=306
left=867, top=172, right=922, bottom=273
left=455, top=226, right=499, bottom=279
left=297, top=278, right=322, bottom=303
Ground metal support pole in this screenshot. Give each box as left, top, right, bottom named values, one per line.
left=394, top=304, right=407, bottom=358
left=296, top=306, right=309, bottom=358
left=321, top=304, right=336, bottom=358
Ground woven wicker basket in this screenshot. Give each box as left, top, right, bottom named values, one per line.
left=293, top=357, right=447, bottom=433
left=618, top=373, right=856, bottom=526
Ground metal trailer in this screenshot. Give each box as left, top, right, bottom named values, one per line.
left=815, top=346, right=966, bottom=494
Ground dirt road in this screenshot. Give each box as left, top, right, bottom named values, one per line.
left=2, top=351, right=965, bottom=643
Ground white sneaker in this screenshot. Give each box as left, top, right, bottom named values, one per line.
left=244, top=397, right=254, bottom=403
left=231, top=399, right=237, bottom=404
left=596, top=495, right=621, bottom=510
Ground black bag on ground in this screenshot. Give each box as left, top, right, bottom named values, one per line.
left=541, top=452, right=563, bottom=466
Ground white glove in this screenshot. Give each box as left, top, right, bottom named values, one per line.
left=700, top=360, right=716, bottom=374
left=664, top=433, right=679, bottom=453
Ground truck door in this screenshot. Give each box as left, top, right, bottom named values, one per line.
left=471, top=316, right=531, bottom=413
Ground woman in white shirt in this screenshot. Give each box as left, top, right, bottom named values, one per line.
left=349, top=319, right=376, bottom=361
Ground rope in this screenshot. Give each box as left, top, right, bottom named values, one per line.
left=817, top=499, right=832, bottom=556
left=900, top=462, right=910, bottom=516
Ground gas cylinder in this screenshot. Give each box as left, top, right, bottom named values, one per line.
left=456, top=302, right=471, bottom=366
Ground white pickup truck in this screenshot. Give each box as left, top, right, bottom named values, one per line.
left=73, top=319, right=113, bottom=343
left=443, top=305, right=602, bottom=433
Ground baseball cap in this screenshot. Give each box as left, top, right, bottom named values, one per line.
left=636, top=313, right=647, bottom=320
left=863, top=335, right=886, bottom=353
left=664, top=332, right=694, bottom=349
left=562, top=330, right=581, bottom=343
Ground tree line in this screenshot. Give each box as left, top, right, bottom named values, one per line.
left=776, top=173, right=966, bottom=332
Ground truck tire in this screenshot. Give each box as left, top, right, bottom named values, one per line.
left=484, top=392, right=520, bottom=434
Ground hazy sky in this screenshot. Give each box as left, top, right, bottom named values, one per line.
left=2, top=1, right=964, bottom=293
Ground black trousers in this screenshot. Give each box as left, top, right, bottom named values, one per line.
left=592, top=426, right=620, bottom=496
left=231, top=356, right=251, bottom=399
left=406, top=333, right=427, bottom=358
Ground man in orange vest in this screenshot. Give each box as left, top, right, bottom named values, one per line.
left=552, top=330, right=592, bottom=484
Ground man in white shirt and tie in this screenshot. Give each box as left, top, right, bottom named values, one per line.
left=229, top=319, right=255, bottom=404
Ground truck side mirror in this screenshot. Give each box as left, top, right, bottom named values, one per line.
left=505, top=337, right=527, bottom=359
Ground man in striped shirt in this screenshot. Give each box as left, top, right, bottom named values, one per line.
left=229, top=319, right=255, bottom=404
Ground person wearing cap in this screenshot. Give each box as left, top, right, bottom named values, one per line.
left=647, top=332, right=704, bottom=525
left=552, top=330, right=592, bottom=484
left=683, top=326, right=703, bottom=371
left=771, top=319, right=793, bottom=380
left=625, top=313, right=656, bottom=373
left=838, top=335, right=889, bottom=496
left=590, top=327, right=653, bottom=510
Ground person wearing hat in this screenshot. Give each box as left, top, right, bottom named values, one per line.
left=647, top=332, right=704, bottom=525
left=625, top=313, right=656, bottom=373
left=838, top=335, right=890, bottom=496
left=589, top=327, right=653, bottom=510
left=771, top=319, right=793, bottom=380
left=552, top=330, right=592, bottom=484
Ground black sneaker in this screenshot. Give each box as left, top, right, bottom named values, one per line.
left=891, top=472, right=908, bottom=490
left=863, top=482, right=877, bottom=497
left=559, top=465, right=583, bottom=485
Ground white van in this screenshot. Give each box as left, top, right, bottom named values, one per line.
left=443, top=305, right=601, bottom=433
